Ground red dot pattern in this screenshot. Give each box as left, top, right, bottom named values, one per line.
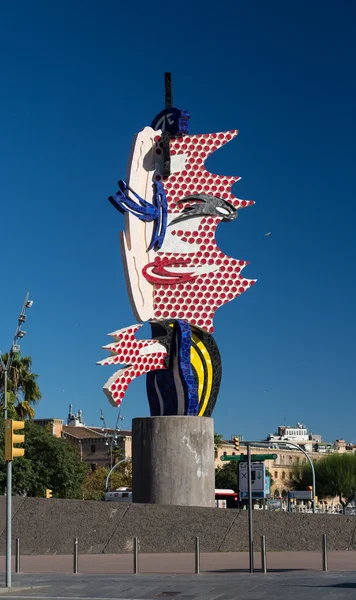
left=159, top=131, right=255, bottom=213
left=151, top=131, right=256, bottom=333
left=101, top=325, right=167, bottom=408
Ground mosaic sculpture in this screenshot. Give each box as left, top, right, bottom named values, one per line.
left=98, top=75, right=255, bottom=417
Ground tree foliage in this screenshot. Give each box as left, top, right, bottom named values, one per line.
left=291, top=453, right=356, bottom=512
left=0, top=419, right=87, bottom=498
left=215, top=461, right=238, bottom=491
left=214, top=432, right=224, bottom=457
left=83, top=462, right=132, bottom=501
left=0, top=353, right=41, bottom=419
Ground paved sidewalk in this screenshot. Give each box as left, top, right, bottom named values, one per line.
left=1, top=571, right=356, bottom=599
left=1, top=551, right=356, bottom=574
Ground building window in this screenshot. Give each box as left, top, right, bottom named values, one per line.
left=274, top=471, right=277, bottom=479
left=232, top=452, right=236, bottom=456
left=91, top=463, right=96, bottom=472
left=223, top=451, right=227, bottom=456
left=282, top=471, right=286, bottom=480
left=91, top=445, right=96, bottom=453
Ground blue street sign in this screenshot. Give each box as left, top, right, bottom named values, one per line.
left=240, top=491, right=265, bottom=499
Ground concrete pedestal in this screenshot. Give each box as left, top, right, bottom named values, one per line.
left=132, top=416, right=215, bottom=507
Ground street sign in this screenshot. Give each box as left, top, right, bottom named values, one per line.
left=240, top=491, right=265, bottom=499
left=220, top=453, right=277, bottom=462
left=264, top=475, right=271, bottom=498
left=239, top=462, right=266, bottom=493
left=288, top=491, right=313, bottom=500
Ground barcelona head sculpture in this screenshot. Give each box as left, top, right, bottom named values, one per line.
left=98, top=77, right=255, bottom=417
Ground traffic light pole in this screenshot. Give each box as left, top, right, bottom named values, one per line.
left=4, top=368, right=12, bottom=588
left=247, top=443, right=254, bottom=573
left=1, top=293, right=33, bottom=588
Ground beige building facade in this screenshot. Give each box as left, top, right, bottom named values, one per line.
left=215, top=423, right=356, bottom=505
left=34, top=411, right=132, bottom=471
left=34, top=414, right=355, bottom=508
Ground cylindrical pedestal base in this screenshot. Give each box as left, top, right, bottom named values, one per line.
left=132, top=416, right=215, bottom=507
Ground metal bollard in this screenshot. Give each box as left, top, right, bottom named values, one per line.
left=261, top=536, right=267, bottom=574
left=195, top=537, right=200, bottom=574
left=322, top=534, right=328, bottom=571
left=15, top=538, right=20, bottom=574
left=133, top=536, right=139, bottom=574
left=73, top=537, right=79, bottom=574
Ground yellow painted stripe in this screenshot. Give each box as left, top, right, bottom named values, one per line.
left=191, top=333, right=213, bottom=416
left=191, top=346, right=204, bottom=402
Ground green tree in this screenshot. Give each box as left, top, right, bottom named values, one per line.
left=0, top=419, right=87, bottom=498
left=83, top=462, right=132, bottom=501
left=215, top=461, right=238, bottom=491
left=291, top=453, right=356, bottom=513
left=0, top=354, right=41, bottom=419
left=214, top=432, right=224, bottom=458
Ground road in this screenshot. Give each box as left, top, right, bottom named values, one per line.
left=0, top=570, right=356, bottom=599
left=0, top=552, right=356, bottom=599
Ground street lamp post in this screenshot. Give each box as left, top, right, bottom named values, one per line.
left=239, top=437, right=316, bottom=575
left=242, top=440, right=316, bottom=514
left=0, top=293, right=34, bottom=589
left=280, top=441, right=316, bottom=513
left=99, top=408, right=124, bottom=473
left=105, top=457, right=132, bottom=492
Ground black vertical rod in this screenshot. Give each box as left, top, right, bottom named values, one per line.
left=73, top=537, right=78, bottom=574
left=261, top=535, right=267, bottom=573
left=195, top=537, right=200, bottom=574
left=15, top=538, right=20, bottom=574
left=247, top=443, right=254, bottom=573
left=133, top=536, right=139, bottom=574
left=322, top=534, right=328, bottom=571
left=164, top=72, right=173, bottom=108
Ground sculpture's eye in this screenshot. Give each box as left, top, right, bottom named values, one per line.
left=216, top=206, right=230, bottom=215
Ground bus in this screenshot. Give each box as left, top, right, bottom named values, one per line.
left=105, top=487, right=238, bottom=506
left=105, top=487, right=132, bottom=502
left=215, top=489, right=238, bottom=508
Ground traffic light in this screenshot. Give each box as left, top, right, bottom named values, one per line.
left=307, top=486, right=313, bottom=491
left=45, top=489, right=53, bottom=499
left=233, top=436, right=240, bottom=452
left=4, top=419, right=25, bottom=461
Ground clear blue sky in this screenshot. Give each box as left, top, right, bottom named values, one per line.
left=1, top=1, right=355, bottom=443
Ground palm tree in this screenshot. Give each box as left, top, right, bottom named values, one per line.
left=214, top=432, right=224, bottom=459
left=0, top=353, right=42, bottom=419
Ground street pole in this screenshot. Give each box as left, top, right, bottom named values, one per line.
left=4, top=368, right=12, bottom=589
left=247, top=443, right=254, bottom=573
left=105, top=457, right=131, bottom=492
left=241, top=440, right=316, bottom=514
left=1, top=293, right=34, bottom=588
left=282, top=441, right=316, bottom=514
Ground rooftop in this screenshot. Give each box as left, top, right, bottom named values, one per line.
left=62, top=425, right=132, bottom=440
